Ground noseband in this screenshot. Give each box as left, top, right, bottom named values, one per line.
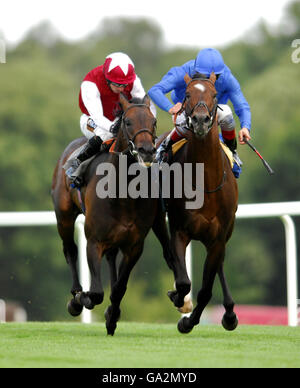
left=115, top=104, right=157, bottom=156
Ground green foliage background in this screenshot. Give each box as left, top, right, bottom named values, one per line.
left=0, top=2, right=299, bottom=322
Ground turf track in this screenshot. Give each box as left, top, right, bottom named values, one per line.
left=0, top=321, right=299, bottom=368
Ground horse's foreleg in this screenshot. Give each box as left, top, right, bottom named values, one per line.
left=177, top=241, right=224, bottom=334
left=218, top=264, right=238, bottom=331
left=76, top=239, right=105, bottom=310
left=106, top=247, right=119, bottom=290
left=56, top=216, right=81, bottom=294
left=55, top=212, right=84, bottom=317
left=152, top=210, right=174, bottom=271
left=167, top=231, right=192, bottom=312
left=105, top=244, right=143, bottom=336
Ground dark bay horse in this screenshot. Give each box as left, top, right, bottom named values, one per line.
left=52, top=94, right=170, bottom=335
left=161, top=72, right=239, bottom=334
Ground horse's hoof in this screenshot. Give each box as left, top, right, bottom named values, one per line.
left=177, top=317, right=193, bottom=334
left=104, top=306, right=121, bottom=336
left=106, top=323, right=117, bottom=336
left=167, top=290, right=183, bottom=309
left=222, top=313, right=238, bottom=331
left=75, top=292, right=95, bottom=310
left=167, top=290, right=176, bottom=302
left=75, top=292, right=83, bottom=305
left=67, top=298, right=83, bottom=317
left=177, top=295, right=193, bottom=314
left=89, top=292, right=104, bottom=306
left=82, top=296, right=95, bottom=310
left=106, top=318, right=117, bottom=336
left=105, top=308, right=116, bottom=336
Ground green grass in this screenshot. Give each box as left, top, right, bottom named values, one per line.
left=0, top=322, right=299, bottom=368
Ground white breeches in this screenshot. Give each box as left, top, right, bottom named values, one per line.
left=80, top=114, right=114, bottom=141
left=173, top=104, right=235, bottom=137
left=217, top=104, right=236, bottom=131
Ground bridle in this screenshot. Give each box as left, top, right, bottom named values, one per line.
left=112, top=104, right=157, bottom=157
left=180, top=78, right=220, bottom=134
left=180, top=77, right=226, bottom=194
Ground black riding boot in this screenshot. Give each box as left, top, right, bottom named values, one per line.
left=224, top=137, right=243, bottom=166
left=66, top=136, right=103, bottom=186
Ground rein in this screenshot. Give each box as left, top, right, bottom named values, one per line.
left=112, top=104, right=157, bottom=157
left=204, top=165, right=227, bottom=194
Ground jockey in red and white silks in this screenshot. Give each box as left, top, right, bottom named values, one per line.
left=79, top=53, right=155, bottom=139
left=66, top=52, right=155, bottom=186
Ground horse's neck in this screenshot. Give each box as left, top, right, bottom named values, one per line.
left=114, top=128, right=127, bottom=153
left=188, top=125, right=222, bottom=165
left=110, top=131, right=137, bottom=199
left=187, top=124, right=224, bottom=189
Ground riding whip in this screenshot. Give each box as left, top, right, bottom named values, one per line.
left=243, top=138, right=274, bottom=175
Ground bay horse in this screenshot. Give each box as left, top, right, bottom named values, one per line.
left=51, top=94, right=170, bottom=335
left=161, top=72, right=239, bottom=333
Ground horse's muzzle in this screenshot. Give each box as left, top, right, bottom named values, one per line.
left=137, top=145, right=156, bottom=167
left=189, top=114, right=212, bottom=138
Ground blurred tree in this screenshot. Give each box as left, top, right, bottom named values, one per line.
left=284, top=0, right=300, bottom=34
left=24, top=20, right=62, bottom=47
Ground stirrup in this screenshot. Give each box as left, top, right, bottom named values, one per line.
left=65, top=159, right=82, bottom=186
left=70, top=177, right=84, bottom=189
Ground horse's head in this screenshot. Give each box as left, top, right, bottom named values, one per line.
left=183, top=72, right=218, bottom=139
left=119, top=93, right=157, bottom=167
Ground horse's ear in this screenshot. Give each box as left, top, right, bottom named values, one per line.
left=184, top=73, right=192, bottom=85
left=119, top=93, right=131, bottom=111
left=209, top=72, right=217, bottom=84
left=142, top=94, right=151, bottom=107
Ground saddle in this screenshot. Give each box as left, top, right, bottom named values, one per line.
left=63, top=138, right=117, bottom=184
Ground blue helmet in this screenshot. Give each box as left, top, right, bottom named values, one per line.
left=194, top=48, right=225, bottom=76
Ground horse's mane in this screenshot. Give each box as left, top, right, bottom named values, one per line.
left=128, top=97, right=144, bottom=105
left=192, top=72, right=220, bottom=81
left=111, top=97, right=145, bottom=136
left=192, top=72, right=208, bottom=80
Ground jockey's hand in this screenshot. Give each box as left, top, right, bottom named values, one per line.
left=168, top=103, right=182, bottom=115
left=238, top=127, right=251, bottom=145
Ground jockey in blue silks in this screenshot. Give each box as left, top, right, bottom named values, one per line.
left=148, top=48, right=251, bottom=177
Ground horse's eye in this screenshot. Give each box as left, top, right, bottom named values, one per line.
left=125, top=119, right=131, bottom=127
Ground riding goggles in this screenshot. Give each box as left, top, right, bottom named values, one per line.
left=109, top=81, right=128, bottom=88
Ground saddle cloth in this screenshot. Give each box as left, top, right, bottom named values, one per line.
left=172, top=137, right=234, bottom=169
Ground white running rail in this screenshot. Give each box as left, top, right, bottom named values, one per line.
left=0, top=201, right=298, bottom=326
left=0, top=299, right=6, bottom=322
